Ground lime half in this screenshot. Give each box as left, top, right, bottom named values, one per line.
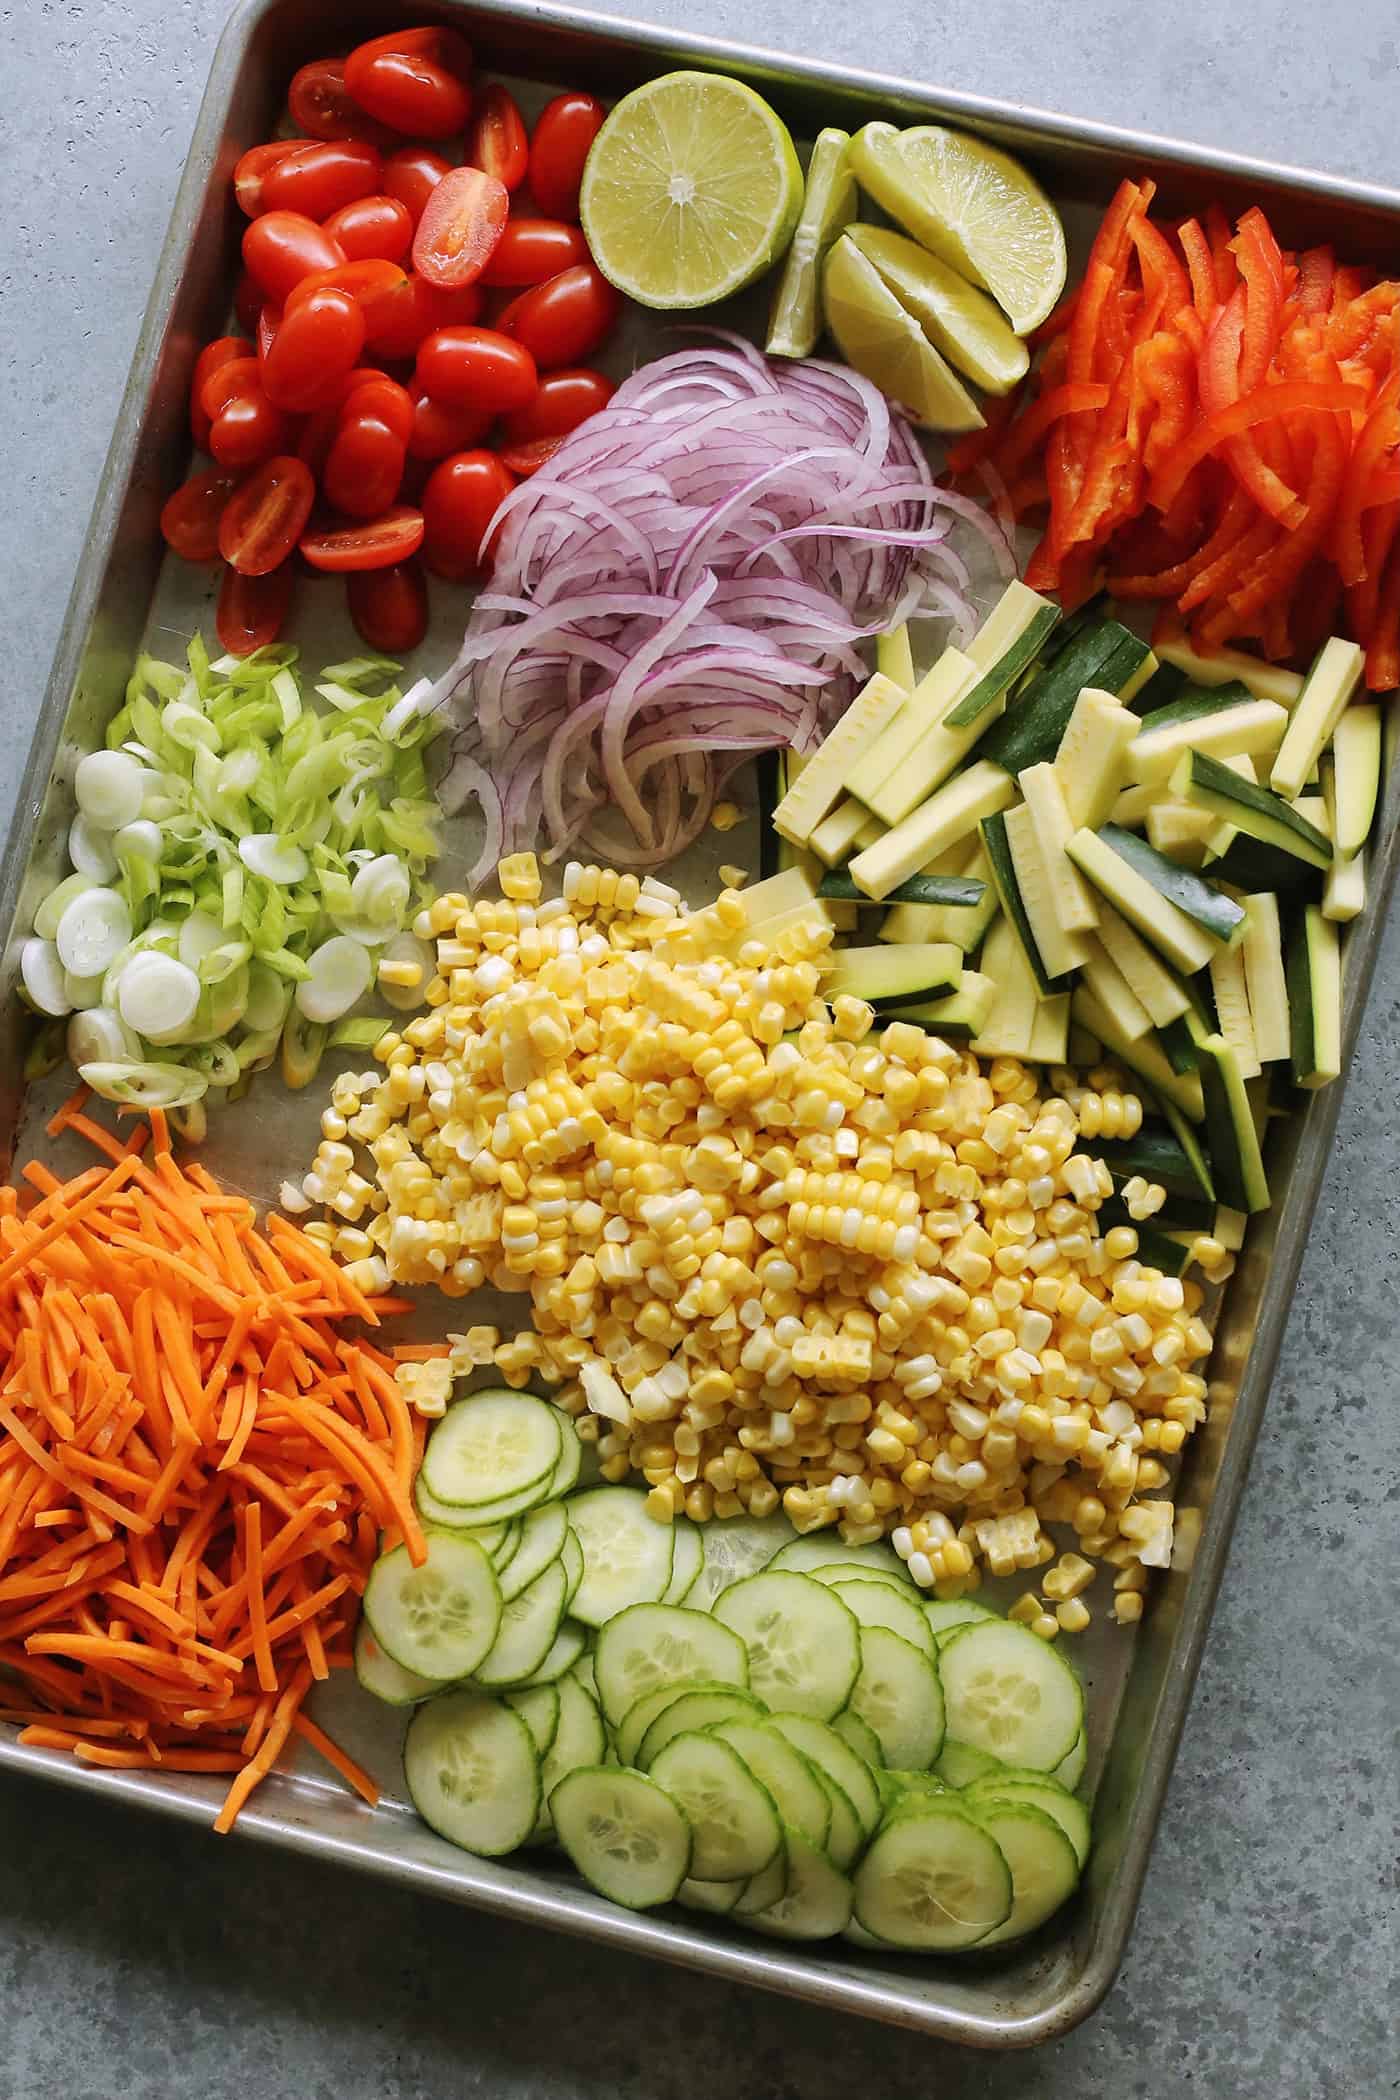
left=580, top=71, right=804, bottom=310
left=848, top=122, right=1066, bottom=336
left=823, top=235, right=985, bottom=434
left=765, top=127, right=859, bottom=359
left=844, top=223, right=1029, bottom=394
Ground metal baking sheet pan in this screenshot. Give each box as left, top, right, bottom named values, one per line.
left=3, top=0, right=1399, bottom=2046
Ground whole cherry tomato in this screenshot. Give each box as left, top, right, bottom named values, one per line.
left=300, top=507, right=425, bottom=572
left=261, top=140, right=383, bottom=221
left=234, top=142, right=302, bottom=218
left=344, top=374, right=415, bottom=441
left=285, top=257, right=409, bottom=343
left=201, top=357, right=290, bottom=468
left=233, top=271, right=263, bottom=333
left=498, top=264, right=620, bottom=369
left=467, top=84, right=528, bottom=191
left=343, top=29, right=474, bottom=140
left=382, top=146, right=452, bottom=225
left=324, top=402, right=408, bottom=518
left=407, top=387, right=494, bottom=460
left=242, top=211, right=345, bottom=303
left=479, top=218, right=590, bottom=287
left=421, top=450, right=514, bottom=579
left=415, top=326, right=537, bottom=413
left=528, top=92, right=607, bottom=220
left=217, top=563, right=295, bottom=656
left=262, top=286, right=366, bottom=411
left=322, top=193, right=413, bottom=263
left=190, top=335, right=250, bottom=447
left=160, top=467, right=245, bottom=561
left=346, top=559, right=429, bottom=652
left=288, top=58, right=395, bottom=146
left=413, top=168, right=509, bottom=289
left=220, top=456, right=316, bottom=574
left=502, top=366, right=615, bottom=442
left=366, top=271, right=483, bottom=358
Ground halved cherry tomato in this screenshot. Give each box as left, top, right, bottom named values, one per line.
left=498, top=263, right=620, bottom=369
left=160, top=467, right=245, bottom=561
left=262, top=286, right=366, bottom=411
left=300, top=507, right=425, bottom=571
left=382, top=146, right=452, bottom=225
left=285, top=257, right=409, bottom=343
left=323, top=410, right=407, bottom=519
left=421, top=449, right=514, bottom=579
left=408, top=387, right=494, bottom=461
left=233, top=271, right=262, bottom=333
left=415, top=326, right=537, bottom=413
left=501, top=365, right=615, bottom=442
left=347, top=559, right=429, bottom=652
left=366, top=270, right=484, bottom=358
left=479, top=218, right=590, bottom=287
left=413, top=167, right=509, bottom=289
left=242, top=211, right=345, bottom=303
left=219, top=456, right=316, bottom=574
left=467, top=84, right=528, bottom=191
left=288, top=58, right=396, bottom=146
left=256, top=304, right=280, bottom=363
left=261, top=140, right=383, bottom=221
left=201, top=358, right=290, bottom=469
left=234, top=142, right=302, bottom=218
left=498, top=435, right=566, bottom=477
left=322, top=193, right=414, bottom=263
left=528, top=92, right=607, bottom=220
left=190, top=336, right=249, bottom=447
left=217, top=562, right=295, bottom=656
left=343, top=29, right=474, bottom=141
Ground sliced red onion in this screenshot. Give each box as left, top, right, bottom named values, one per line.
left=421, top=337, right=1001, bottom=863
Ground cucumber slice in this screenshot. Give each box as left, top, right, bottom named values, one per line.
left=527, top=1670, right=609, bottom=1844
left=593, top=1602, right=749, bottom=1728
left=847, top=1625, right=945, bottom=1768
left=571, top=1650, right=599, bottom=1703
left=806, top=1762, right=863, bottom=1872
left=505, top=1682, right=561, bottom=1757
left=965, top=1777, right=1091, bottom=1866
left=747, top=1829, right=854, bottom=1940
left=767, top=1713, right=882, bottom=1838
left=560, top=1526, right=584, bottom=1605
left=768, top=1534, right=904, bottom=1579
left=648, top=1732, right=784, bottom=1882
left=713, top=1571, right=861, bottom=1720
left=545, top=1413, right=584, bottom=1501
left=805, top=1561, right=912, bottom=1594
left=853, top=1804, right=1013, bottom=1950
left=875, top=1767, right=951, bottom=1822
left=405, top=1691, right=540, bottom=1856
left=709, top=1719, right=833, bottom=1847
left=829, top=1574, right=936, bottom=1656
left=551, top=1766, right=692, bottom=1908
left=498, top=1503, right=570, bottom=1604
left=363, top=1533, right=502, bottom=1681
left=354, top=1619, right=446, bottom=1707
left=488, top=1520, right=523, bottom=1573
left=661, top=1518, right=704, bottom=1605
left=473, top=1559, right=570, bottom=1689
left=615, top=1685, right=688, bottom=1768
left=677, top=1876, right=744, bottom=1914
left=732, top=1842, right=791, bottom=1915
left=934, top=1735, right=1002, bottom=1787
left=508, top=1617, right=588, bottom=1689
left=420, top=1391, right=562, bottom=1511
left=937, top=1621, right=1083, bottom=1770
left=1051, top=1730, right=1087, bottom=1792
left=635, top=1685, right=767, bottom=1770
left=567, top=1486, right=676, bottom=1627
left=831, top=1707, right=885, bottom=1768
left=966, top=1801, right=1081, bottom=1945
left=924, top=1598, right=997, bottom=1646
left=687, top=1512, right=797, bottom=1612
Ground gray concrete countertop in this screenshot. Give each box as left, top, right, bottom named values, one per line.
left=4, top=3, right=1397, bottom=2094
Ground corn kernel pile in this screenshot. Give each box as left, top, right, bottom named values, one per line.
left=295, top=854, right=1214, bottom=1601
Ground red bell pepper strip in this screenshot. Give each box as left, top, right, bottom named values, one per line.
left=1228, top=408, right=1349, bottom=624
left=1150, top=378, right=1365, bottom=517
left=1298, top=246, right=1335, bottom=315
left=1177, top=218, right=1218, bottom=320
left=1332, top=373, right=1400, bottom=585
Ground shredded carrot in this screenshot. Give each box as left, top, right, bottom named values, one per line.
left=0, top=1115, right=414, bottom=1831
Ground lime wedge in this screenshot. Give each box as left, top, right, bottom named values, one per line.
left=579, top=71, right=804, bottom=310
left=848, top=122, right=1066, bottom=336
left=765, top=127, right=859, bottom=359
left=844, top=223, right=1029, bottom=394
left=822, top=235, right=985, bottom=434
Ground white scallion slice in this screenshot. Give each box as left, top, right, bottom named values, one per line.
left=239, top=833, right=310, bottom=885
left=78, top=1059, right=208, bottom=1109
left=67, top=1006, right=138, bottom=1066
left=177, top=910, right=226, bottom=970
left=34, top=874, right=97, bottom=943
left=75, top=749, right=148, bottom=829
left=113, top=818, right=163, bottom=863
left=117, top=953, right=201, bottom=1041
left=20, top=938, right=73, bottom=1017
left=68, top=813, right=119, bottom=881
left=55, top=888, right=132, bottom=978
left=243, top=960, right=291, bottom=1032
left=350, top=852, right=412, bottom=925
left=295, top=935, right=373, bottom=1023
left=63, top=968, right=107, bottom=1009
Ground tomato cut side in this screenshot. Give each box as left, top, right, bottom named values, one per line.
left=261, top=140, right=383, bottom=221
left=415, top=325, right=538, bottom=413
left=343, top=29, right=474, bottom=141
left=498, top=263, right=620, bottom=369
left=161, top=468, right=245, bottom=562
left=467, top=84, right=528, bottom=191
left=527, top=92, right=607, bottom=221
left=322, top=193, right=414, bottom=263
left=234, top=142, right=302, bottom=218
left=498, top=435, right=565, bottom=477
left=422, top=449, right=514, bottom=579
left=300, top=507, right=426, bottom=572
left=217, top=562, right=296, bottom=655
left=219, top=455, right=317, bottom=574
left=413, top=167, right=510, bottom=289
left=347, top=559, right=429, bottom=652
